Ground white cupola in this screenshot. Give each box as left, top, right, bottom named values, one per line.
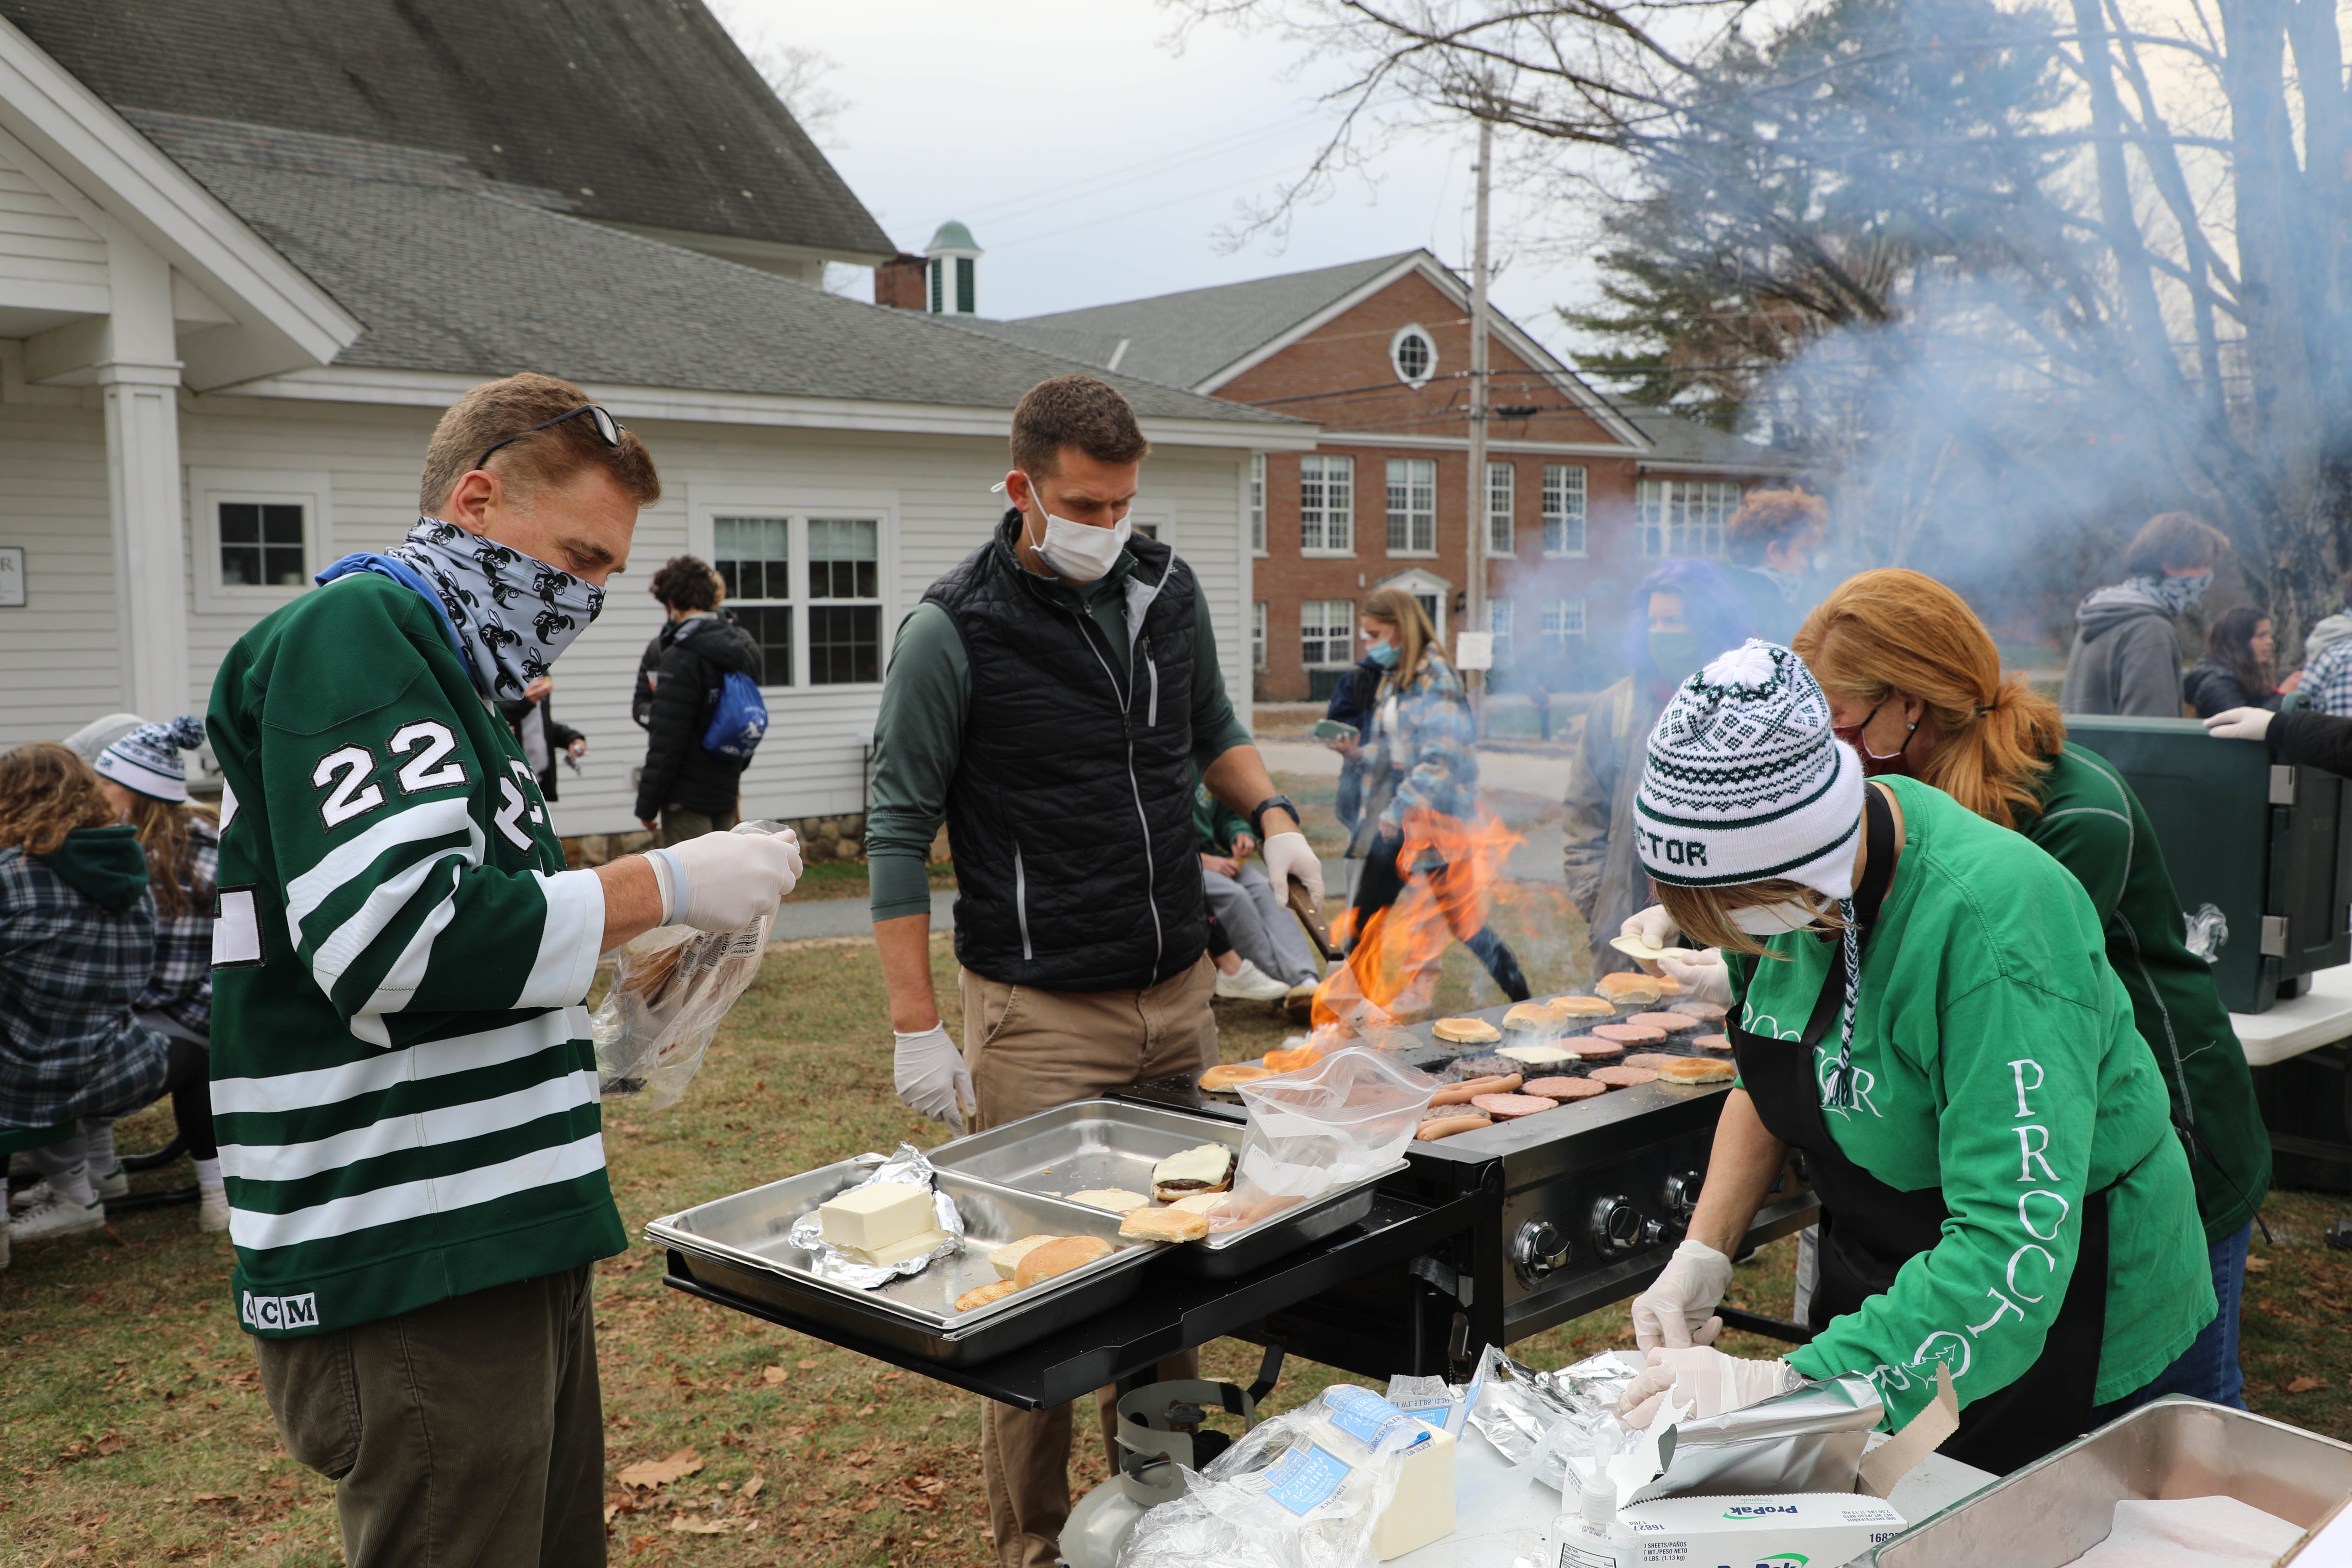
left=923, top=220, right=982, bottom=316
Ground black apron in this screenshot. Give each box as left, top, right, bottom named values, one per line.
left=1728, top=784, right=2114, bottom=1476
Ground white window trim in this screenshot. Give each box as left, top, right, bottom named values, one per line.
left=689, top=486, right=900, bottom=693
left=1248, top=452, right=1267, bottom=558
left=1388, top=322, right=1439, bottom=389
left=1251, top=599, right=1268, bottom=671
left=1542, top=464, right=1590, bottom=560
left=1128, top=506, right=1173, bottom=546
left=1486, top=461, right=1515, bottom=557
left=190, top=467, right=335, bottom=614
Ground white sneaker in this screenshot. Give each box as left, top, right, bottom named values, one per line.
left=1214, top=959, right=1291, bottom=1002
left=10, top=1166, right=128, bottom=1210
left=198, top=1186, right=232, bottom=1234
left=11, top=1190, right=104, bottom=1244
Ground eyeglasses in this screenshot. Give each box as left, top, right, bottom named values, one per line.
left=475, top=403, right=622, bottom=472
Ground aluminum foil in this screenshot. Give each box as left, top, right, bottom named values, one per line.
left=1629, top=1373, right=1884, bottom=1504
left=786, top=1143, right=965, bottom=1290
left=1463, top=1345, right=1641, bottom=1475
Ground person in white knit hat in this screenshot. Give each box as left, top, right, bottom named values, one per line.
left=1609, top=639, right=2215, bottom=1477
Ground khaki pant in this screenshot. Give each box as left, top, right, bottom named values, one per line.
left=254, top=1266, right=606, bottom=1568
left=658, top=804, right=737, bottom=844
left=961, top=956, right=1219, bottom=1568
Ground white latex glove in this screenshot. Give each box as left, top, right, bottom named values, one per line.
left=644, top=825, right=801, bottom=931
left=1616, top=1346, right=1803, bottom=1427
left=1657, top=948, right=1733, bottom=1008
left=1620, top=904, right=1679, bottom=953
left=893, top=1023, right=975, bottom=1137
left=2204, top=707, right=2275, bottom=742
left=1630, top=1238, right=1734, bottom=1350
left=1261, top=829, right=1325, bottom=906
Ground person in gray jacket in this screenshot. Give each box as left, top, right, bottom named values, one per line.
left=2061, top=512, right=2231, bottom=716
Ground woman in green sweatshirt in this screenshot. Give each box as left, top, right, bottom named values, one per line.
left=1615, top=640, right=2213, bottom=1477
left=1794, top=569, right=2267, bottom=1410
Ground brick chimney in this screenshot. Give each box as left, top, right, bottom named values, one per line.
left=874, top=253, right=926, bottom=310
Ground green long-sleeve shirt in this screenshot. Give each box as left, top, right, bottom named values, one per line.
left=2019, top=745, right=2270, bottom=1245
left=1738, top=780, right=2212, bottom=1427
left=866, top=540, right=1253, bottom=921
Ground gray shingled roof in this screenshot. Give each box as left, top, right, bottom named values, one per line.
left=1, top=0, right=894, bottom=261
left=1000, top=253, right=1419, bottom=389
left=1622, top=409, right=1795, bottom=469
left=176, top=151, right=1300, bottom=425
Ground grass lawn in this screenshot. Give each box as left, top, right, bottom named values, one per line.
left=9, top=920, right=2350, bottom=1564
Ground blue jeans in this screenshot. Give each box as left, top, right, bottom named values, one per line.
left=2090, top=1222, right=2250, bottom=1421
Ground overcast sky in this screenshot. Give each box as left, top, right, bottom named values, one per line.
left=720, top=0, right=1595, bottom=352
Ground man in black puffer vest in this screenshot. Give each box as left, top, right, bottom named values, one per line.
left=864, top=376, right=1323, bottom=1568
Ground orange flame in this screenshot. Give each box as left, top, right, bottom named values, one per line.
left=1313, top=807, right=1525, bottom=1039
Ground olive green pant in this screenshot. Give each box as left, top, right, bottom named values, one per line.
left=254, top=1266, right=606, bottom=1568
left=659, top=805, right=738, bottom=845
left=960, top=955, right=1219, bottom=1568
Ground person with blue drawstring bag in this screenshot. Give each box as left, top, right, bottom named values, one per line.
left=635, top=554, right=765, bottom=843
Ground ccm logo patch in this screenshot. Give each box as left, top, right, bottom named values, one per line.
left=240, top=1291, right=320, bottom=1331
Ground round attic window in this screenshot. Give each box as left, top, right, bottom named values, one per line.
left=1390, top=325, right=1436, bottom=388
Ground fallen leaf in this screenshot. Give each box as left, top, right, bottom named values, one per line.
left=604, top=1504, right=619, bottom=1524
left=2245, top=1257, right=2270, bottom=1274
left=192, top=1493, right=238, bottom=1504
left=617, top=1447, right=703, bottom=1489
left=797, top=1359, right=817, bottom=1370
left=856, top=1404, right=877, bottom=1416
left=2288, top=1375, right=2324, bottom=1393
left=762, top=1366, right=788, bottom=1386
left=669, top=1518, right=730, bottom=1534
left=742, top=1475, right=764, bottom=1500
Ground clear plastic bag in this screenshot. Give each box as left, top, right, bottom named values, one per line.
left=592, top=821, right=793, bottom=1110
left=1117, top=1385, right=1426, bottom=1568
left=1215, top=1047, right=1436, bottom=1230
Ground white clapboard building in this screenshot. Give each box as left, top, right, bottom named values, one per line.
left=0, top=1, right=1307, bottom=845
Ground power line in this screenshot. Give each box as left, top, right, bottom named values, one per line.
left=955, top=113, right=1325, bottom=227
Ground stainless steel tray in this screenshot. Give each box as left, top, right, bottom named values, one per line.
left=646, top=1156, right=1157, bottom=1366
left=928, top=1098, right=1409, bottom=1279
left=1869, top=1396, right=2352, bottom=1566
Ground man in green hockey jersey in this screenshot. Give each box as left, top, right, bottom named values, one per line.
left=208, top=373, right=802, bottom=1566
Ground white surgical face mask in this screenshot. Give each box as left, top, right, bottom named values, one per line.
left=1019, top=472, right=1132, bottom=584
left=1728, top=899, right=1824, bottom=937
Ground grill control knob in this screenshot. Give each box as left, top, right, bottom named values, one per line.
left=1588, top=1195, right=1666, bottom=1259
left=1663, top=1171, right=1704, bottom=1221
left=1512, top=1219, right=1570, bottom=1284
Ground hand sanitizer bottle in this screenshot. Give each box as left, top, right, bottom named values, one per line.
left=1539, top=1432, right=1637, bottom=1568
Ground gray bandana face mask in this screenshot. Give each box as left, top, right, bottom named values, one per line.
left=393, top=516, right=604, bottom=699
left=2128, top=572, right=2212, bottom=616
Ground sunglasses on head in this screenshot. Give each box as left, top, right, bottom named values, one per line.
left=475, top=403, right=622, bottom=472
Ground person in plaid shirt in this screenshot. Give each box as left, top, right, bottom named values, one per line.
left=1, top=744, right=217, bottom=1257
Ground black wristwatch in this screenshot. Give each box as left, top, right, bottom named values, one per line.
left=1249, top=793, right=1299, bottom=840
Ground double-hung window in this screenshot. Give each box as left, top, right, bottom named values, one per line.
left=1542, top=466, right=1588, bottom=557
left=1251, top=601, right=1268, bottom=670
left=1541, top=598, right=1586, bottom=654
left=1301, top=599, right=1356, bottom=668
left=1486, top=462, right=1515, bottom=556
left=1300, top=456, right=1354, bottom=554
left=1636, top=479, right=1740, bottom=558
left=1386, top=458, right=1436, bottom=554
left=712, top=513, right=887, bottom=688
left=1489, top=598, right=1514, bottom=662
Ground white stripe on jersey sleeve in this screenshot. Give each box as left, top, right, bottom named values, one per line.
left=516, top=868, right=606, bottom=1009
left=226, top=1130, right=608, bottom=1252
left=212, top=1007, right=588, bottom=1119
left=312, top=841, right=472, bottom=1003
left=217, top=1068, right=599, bottom=1185
left=286, top=797, right=479, bottom=929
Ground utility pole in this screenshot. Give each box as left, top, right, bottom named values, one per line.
left=1465, top=111, right=1493, bottom=732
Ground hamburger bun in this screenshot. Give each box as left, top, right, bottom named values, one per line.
left=1433, top=1016, right=1503, bottom=1044
left=1066, top=1189, right=1149, bottom=1214
left=1658, top=1056, right=1737, bottom=1085
left=1199, top=1063, right=1274, bottom=1093
left=1502, top=1001, right=1568, bottom=1032
left=1014, top=1235, right=1116, bottom=1289
left=1550, top=995, right=1616, bottom=1018
left=1120, top=1206, right=1212, bottom=1243
left=955, top=1279, right=1019, bottom=1313
left=1594, top=972, right=1663, bottom=1005
left=1625, top=1011, right=1701, bottom=1032
left=1168, top=1191, right=1231, bottom=1217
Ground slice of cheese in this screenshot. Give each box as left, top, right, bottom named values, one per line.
left=988, top=1234, right=1060, bottom=1282
left=843, top=1227, right=951, bottom=1268
left=1372, top=1422, right=1457, bottom=1560
left=1151, top=1143, right=1234, bottom=1199
left=1496, top=1042, right=1578, bottom=1067
left=818, top=1181, right=935, bottom=1253
left=1066, top=1188, right=1150, bottom=1214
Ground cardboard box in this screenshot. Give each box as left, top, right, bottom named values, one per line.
left=1617, top=1491, right=1906, bottom=1566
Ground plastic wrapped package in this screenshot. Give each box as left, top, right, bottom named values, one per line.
left=1384, top=1373, right=1467, bottom=1434
left=785, top=1143, right=964, bottom=1290
left=591, top=821, right=794, bottom=1110
left=1117, top=1385, right=1431, bottom=1568
left=1215, top=1049, right=1435, bottom=1230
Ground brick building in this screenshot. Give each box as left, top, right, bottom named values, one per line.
left=964, top=251, right=1790, bottom=699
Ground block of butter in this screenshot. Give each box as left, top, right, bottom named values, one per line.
left=844, top=1227, right=952, bottom=1268
left=1372, top=1420, right=1455, bottom=1560
left=818, top=1181, right=935, bottom=1254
